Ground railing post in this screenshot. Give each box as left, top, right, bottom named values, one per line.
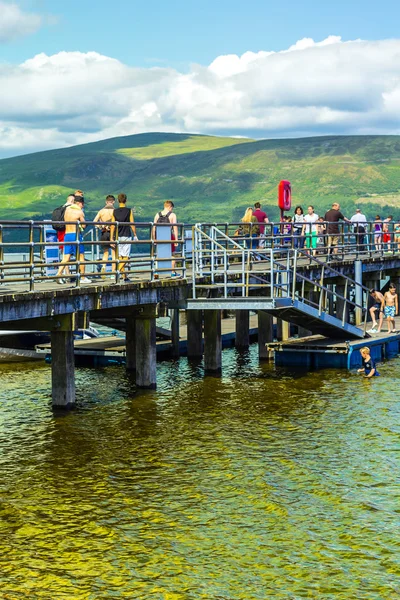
left=354, top=259, right=363, bottom=326
left=292, top=249, right=297, bottom=300
left=0, top=225, right=3, bottom=281
left=28, top=220, right=35, bottom=291
left=270, top=248, right=274, bottom=298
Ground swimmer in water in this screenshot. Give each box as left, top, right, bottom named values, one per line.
left=358, top=347, right=380, bottom=378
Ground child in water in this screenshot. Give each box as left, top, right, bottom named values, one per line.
left=358, top=347, right=380, bottom=378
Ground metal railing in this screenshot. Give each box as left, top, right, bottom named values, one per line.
left=0, top=220, right=190, bottom=290
left=191, top=225, right=371, bottom=332
left=0, top=219, right=398, bottom=296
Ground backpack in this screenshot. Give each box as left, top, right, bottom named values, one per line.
left=51, top=205, right=67, bottom=231
left=157, top=210, right=172, bottom=224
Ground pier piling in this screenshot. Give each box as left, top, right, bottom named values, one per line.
left=187, top=310, right=203, bottom=358
left=235, top=310, right=250, bottom=348
left=51, top=328, right=75, bottom=408
left=204, top=310, right=222, bottom=372
left=135, top=306, right=157, bottom=389
left=258, top=311, right=273, bottom=359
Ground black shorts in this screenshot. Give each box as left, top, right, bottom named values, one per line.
left=373, top=303, right=381, bottom=311
left=100, top=230, right=111, bottom=249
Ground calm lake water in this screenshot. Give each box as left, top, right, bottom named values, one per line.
left=1, top=347, right=399, bottom=599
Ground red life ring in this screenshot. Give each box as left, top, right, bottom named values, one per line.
left=278, top=180, right=291, bottom=211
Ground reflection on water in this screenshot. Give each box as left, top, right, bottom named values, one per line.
left=0, top=348, right=400, bottom=599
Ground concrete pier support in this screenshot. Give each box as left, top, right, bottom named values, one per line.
left=187, top=310, right=203, bottom=358
left=235, top=310, right=250, bottom=348
left=204, top=310, right=222, bottom=372
left=51, top=329, right=75, bottom=408
left=125, top=315, right=136, bottom=371
left=135, top=306, right=157, bottom=389
left=258, top=311, right=273, bottom=359
left=171, top=309, right=180, bottom=358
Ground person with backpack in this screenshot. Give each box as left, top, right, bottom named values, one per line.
left=52, top=194, right=76, bottom=248
left=52, top=193, right=76, bottom=281
left=153, top=201, right=179, bottom=277
left=55, top=195, right=91, bottom=284
left=110, top=193, right=137, bottom=282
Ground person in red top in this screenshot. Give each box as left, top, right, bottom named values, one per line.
left=252, top=202, right=269, bottom=248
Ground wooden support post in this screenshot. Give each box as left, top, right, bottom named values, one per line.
left=76, top=311, right=89, bottom=330
left=277, top=318, right=290, bottom=341
left=258, top=311, right=273, bottom=359
left=135, top=306, right=157, bottom=389
left=171, top=308, right=180, bottom=358
left=204, top=309, right=222, bottom=372
left=187, top=310, right=203, bottom=358
left=235, top=310, right=250, bottom=348
left=125, top=314, right=136, bottom=371
left=51, top=314, right=76, bottom=408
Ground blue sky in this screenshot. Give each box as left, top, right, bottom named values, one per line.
left=5, top=0, right=400, bottom=67
left=1, top=0, right=400, bottom=157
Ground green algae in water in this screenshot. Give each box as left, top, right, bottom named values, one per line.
left=0, top=349, right=400, bottom=599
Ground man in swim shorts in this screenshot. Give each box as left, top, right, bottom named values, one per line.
left=368, top=289, right=384, bottom=334
left=382, top=284, right=398, bottom=333
left=55, top=196, right=91, bottom=284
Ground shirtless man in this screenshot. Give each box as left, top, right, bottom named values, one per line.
left=93, top=195, right=116, bottom=276
left=55, top=196, right=91, bottom=284
left=153, top=200, right=179, bottom=277
left=368, top=289, right=384, bottom=334
left=382, top=284, right=398, bottom=333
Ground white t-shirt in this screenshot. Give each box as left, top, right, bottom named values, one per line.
left=350, top=213, right=367, bottom=225
left=303, top=213, right=319, bottom=233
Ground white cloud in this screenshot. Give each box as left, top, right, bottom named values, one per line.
left=1, top=36, right=400, bottom=156
left=0, top=1, right=42, bottom=42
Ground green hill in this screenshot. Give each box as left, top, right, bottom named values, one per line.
left=1, top=132, right=400, bottom=223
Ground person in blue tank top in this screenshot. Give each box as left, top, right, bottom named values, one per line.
left=358, top=347, right=380, bottom=378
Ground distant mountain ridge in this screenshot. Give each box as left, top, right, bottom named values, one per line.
left=0, top=132, right=400, bottom=222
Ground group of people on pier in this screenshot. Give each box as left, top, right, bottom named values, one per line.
left=239, top=202, right=400, bottom=256
left=368, top=285, right=398, bottom=334
left=53, top=191, right=178, bottom=283
left=52, top=190, right=400, bottom=283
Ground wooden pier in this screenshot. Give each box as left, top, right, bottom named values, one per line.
left=1, top=220, right=400, bottom=407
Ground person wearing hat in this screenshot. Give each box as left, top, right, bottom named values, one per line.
left=55, top=195, right=91, bottom=284
left=350, top=207, right=367, bottom=251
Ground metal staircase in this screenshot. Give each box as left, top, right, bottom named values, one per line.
left=188, top=225, right=369, bottom=340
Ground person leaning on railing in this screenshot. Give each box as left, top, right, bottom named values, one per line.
left=239, top=207, right=260, bottom=250
left=350, top=208, right=367, bottom=251
left=292, top=206, right=305, bottom=249
left=323, top=202, right=351, bottom=258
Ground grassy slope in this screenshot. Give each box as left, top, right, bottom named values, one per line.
left=0, top=133, right=399, bottom=222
